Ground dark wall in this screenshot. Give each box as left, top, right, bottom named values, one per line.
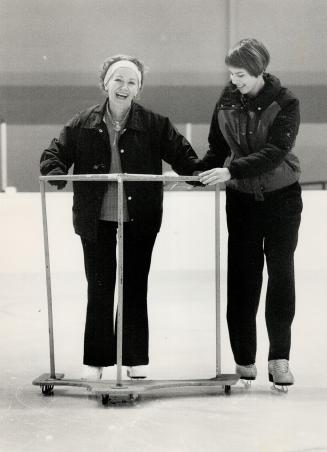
left=1, top=83, right=327, bottom=125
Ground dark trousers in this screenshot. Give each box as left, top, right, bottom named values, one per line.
left=81, top=221, right=157, bottom=367
left=226, top=183, right=303, bottom=364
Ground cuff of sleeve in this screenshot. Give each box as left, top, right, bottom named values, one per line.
left=227, top=163, right=239, bottom=179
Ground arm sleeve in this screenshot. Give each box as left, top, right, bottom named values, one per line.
left=160, top=117, right=200, bottom=175
left=228, top=98, right=300, bottom=179
left=40, top=115, right=78, bottom=178
left=198, top=102, right=230, bottom=171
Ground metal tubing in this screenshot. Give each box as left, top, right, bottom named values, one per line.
left=1, top=120, right=7, bottom=192
left=40, top=180, right=56, bottom=378
left=39, top=174, right=200, bottom=183
left=39, top=173, right=221, bottom=383
left=116, top=176, right=124, bottom=386
left=215, top=184, right=221, bottom=376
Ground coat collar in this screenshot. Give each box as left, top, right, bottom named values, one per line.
left=221, top=73, right=282, bottom=111
left=84, top=99, right=146, bottom=131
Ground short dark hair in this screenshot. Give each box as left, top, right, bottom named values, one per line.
left=99, top=54, right=146, bottom=94
left=225, top=39, right=270, bottom=77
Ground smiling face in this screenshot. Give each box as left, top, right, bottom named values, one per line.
left=228, top=65, right=264, bottom=97
left=106, top=67, right=140, bottom=111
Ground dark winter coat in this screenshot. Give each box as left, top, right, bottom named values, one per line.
left=40, top=100, right=199, bottom=240
left=199, top=73, right=301, bottom=200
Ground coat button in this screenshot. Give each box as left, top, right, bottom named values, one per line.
left=93, top=164, right=99, bottom=170
left=98, top=128, right=103, bottom=133
left=127, top=196, right=132, bottom=200
left=131, top=218, right=134, bottom=222
left=260, top=185, right=265, bottom=191
left=257, top=107, right=261, bottom=111
left=120, top=149, right=125, bottom=153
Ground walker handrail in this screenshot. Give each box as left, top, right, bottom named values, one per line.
left=39, top=172, right=221, bottom=386
left=39, top=173, right=201, bottom=183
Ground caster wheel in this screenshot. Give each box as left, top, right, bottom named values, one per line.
left=102, top=394, right=109, bottom=405
left=224, top=385, right=231, bottom=395
left=41, top=384, right=54, bottom=396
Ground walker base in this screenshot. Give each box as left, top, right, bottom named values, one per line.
left=33, top=373, right=239, bottom=404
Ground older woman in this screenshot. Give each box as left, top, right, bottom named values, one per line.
left=40, top=55, right=200, bottom=380
left=199, top=39, right=302, bottom=388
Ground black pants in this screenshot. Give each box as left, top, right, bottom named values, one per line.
left=81, top=221, right=157, bottom=367
left=226, top=183, right=303, bottom=365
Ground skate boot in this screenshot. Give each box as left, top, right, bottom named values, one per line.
left=126, top=365, right=147, bottom=379
left=81, top=365, right=103, bottom=380
left=268, top=359, right=294, bottom=391
left=235, top=363, right=257, bottom=383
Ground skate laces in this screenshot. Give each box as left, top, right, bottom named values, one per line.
left=271, top=359, right=289, bottom=374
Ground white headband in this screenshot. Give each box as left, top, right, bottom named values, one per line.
left=103, top=60, right=142, bottom=89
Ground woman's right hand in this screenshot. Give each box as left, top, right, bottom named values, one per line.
left=199, top=168, right=231, bottom=185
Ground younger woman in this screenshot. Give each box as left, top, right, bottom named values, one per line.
left=199, top=39, right=302, bottom=387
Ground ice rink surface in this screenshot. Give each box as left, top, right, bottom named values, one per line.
left=0, top=190, right=326, bottom=452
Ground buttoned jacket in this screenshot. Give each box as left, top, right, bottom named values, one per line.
left=40, top=100, right=199, bottom=240
left=200, top=74, right=301, bottom=200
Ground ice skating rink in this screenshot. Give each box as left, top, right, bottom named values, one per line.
left=0, top=189, right=326, bottom=452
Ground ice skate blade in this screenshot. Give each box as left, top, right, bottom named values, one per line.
left=271, top=383, right=289, bottom=393
left=240, top=379, right=253, bottom=388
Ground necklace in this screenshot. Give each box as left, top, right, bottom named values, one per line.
left=107, top=105, right=130, bottom=132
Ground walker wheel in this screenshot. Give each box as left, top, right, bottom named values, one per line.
left=41, top=384, right=54, bottom=396
left=101, top=394, right=109, bottom=405
left=224, top=385, right=231, bottom=395
left=101, top=393, right=138, bottom=405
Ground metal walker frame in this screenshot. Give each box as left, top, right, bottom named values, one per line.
left=33, top=173, right=239, bottom=404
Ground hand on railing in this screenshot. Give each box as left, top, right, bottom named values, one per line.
left=47, top=170, right=67, bottom=190
left=199, top=168, right=231, bottom=185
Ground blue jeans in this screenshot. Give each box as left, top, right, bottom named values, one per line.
left=226, top=182, right=303, bottom=364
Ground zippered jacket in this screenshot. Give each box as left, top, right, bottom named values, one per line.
left=199, top=73, right=301, bottom=200
left=40, top=100, right=199, bottom=240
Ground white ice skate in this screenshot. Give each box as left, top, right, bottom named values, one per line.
left=81, top=365, right=103, bottom=380
left=268, top=359, right=294, bottom=392
left=235, top=363, right=257, bottom=387
left=126, top=365, right=147, bottom=379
